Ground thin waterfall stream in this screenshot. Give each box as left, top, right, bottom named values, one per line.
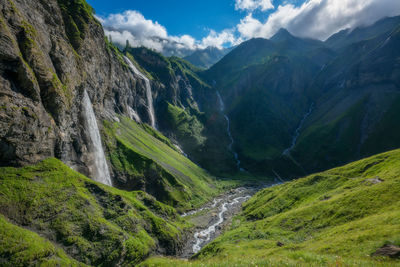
left=283, top=103, right=314, bottom=156
left=216, top=91, right=243, bottom=171
left=124, top=56, right=156, bottom=128
left=81, top=90, right=112, bottom=186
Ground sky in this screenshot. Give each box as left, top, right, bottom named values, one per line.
left=87, top=0, right=400, bottom=55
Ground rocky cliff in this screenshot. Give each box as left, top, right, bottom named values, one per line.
left=0, top=0, right=219, bottom=207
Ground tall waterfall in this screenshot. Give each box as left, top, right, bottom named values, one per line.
left=216, top=91, right=243, bottom=170
left=82, top=90, right=112, bottom=186
left=124, top=56, right=156, bottom=128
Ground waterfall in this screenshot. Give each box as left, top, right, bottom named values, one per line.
left=124, top=56, right=156, bottom=128
left=283, top=103, right=315, bottom=156
left=82, top=90, right=112, bottom=186
left=128, top=106, right=141, bottom=123
left=216, top=91, right=243, bottom=171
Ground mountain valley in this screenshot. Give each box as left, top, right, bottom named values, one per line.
left=0, top=0, right=400, bottom=266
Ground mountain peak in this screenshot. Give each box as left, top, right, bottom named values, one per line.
left=270, top=28, right=295, bottom=42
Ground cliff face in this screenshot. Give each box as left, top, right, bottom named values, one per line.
left=0, top=0, right=218, bottom=209
left=0, top=0, right=121, bottom=170
left=0, top=0, right=157, bottom=177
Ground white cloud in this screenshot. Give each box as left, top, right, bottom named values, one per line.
left=100, top=0, right=400, bottom=57
left=100, top=10, right=238, bottom=56
left=200, top=29, right=240, bottom=48
left=235, top=0, right=274, bottom=12
left=237, top=0, right=400, bottom=40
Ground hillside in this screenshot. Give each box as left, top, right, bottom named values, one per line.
left=143, top=149, right=400, bottom=266
left=0, top=158, right=188, bottom=265
left=103, top=116, right=223, bottom=211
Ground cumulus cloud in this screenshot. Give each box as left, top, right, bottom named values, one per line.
left=100, top=10, right=237, bottom=56
left=99, top=0, right=400, bottom=56
left=237, top=0, right=400, bottom=40
left=235, top=0, right=274, bottom=12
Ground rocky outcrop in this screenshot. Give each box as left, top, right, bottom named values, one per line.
left=0, top=0, right=156, bottom=179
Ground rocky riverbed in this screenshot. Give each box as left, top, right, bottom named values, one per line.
left=179, top=186, right=261, bottom=258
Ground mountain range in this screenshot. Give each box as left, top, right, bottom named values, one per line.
left=0, top=0, right=399, bottom=266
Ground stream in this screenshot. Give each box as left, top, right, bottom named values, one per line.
left=216, top=91, right=244, bottom=171
left=179, top=186, right=260, bottom=257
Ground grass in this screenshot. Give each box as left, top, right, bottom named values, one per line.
left=103, top=116, right=227, bottom=211
left=164, top=102, right=206, bottom=148
left=141, top=149, right=400, bottom=266
left=57, top=0, right=95, bottom=50
left=0, top=214, right=84, bottom=266
left=0, top=158, right=189, bottom=266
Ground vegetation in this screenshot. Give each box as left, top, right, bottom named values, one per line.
left=141, top=149, right=400, bottom=266
left=0, top=214, right=83, bottom=266
left=57, top=0, right=95, bottom=50
left=164, top=102, right=206, bottom=148
left=0, top=158, right=188, bottom=266
left=103, top=116, right=226, bottom=211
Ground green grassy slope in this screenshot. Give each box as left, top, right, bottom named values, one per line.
left=0, top=158, right=189, bottom=266
left=0, top=214, right=84, bottom=266
left=142, top=149, right=400, bottom=266
left=104, top=116, right=223, bottom=211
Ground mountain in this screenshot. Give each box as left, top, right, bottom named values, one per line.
left=326, top=16, right=400, bottom=51
left=292, top=20, right=400, bottom=173
left=203, top=30, right=336, bottom=177
left=144, top=148, right=400, bottom=266
left=1, top=0, right=400, bottom=266
left=183, top=46, right=232, bottom=69
left=201, top=16, right=400, bottom=178
left=0, top=0, right=226, bottom=264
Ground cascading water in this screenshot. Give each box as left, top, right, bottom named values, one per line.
left=216, top=91, right=242, bottom=170
left=124, top=56, right=156, bottom=128
left=192, top=188, right=251, bottom=253
left=283, top=103, right=315, bottom=156
left=81, top=90, right=112, bottom=186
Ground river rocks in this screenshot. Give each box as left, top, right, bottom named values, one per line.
left=179, top=187, right=260, bottom=257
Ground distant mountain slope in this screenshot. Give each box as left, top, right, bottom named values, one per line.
left=326, top=15, right=400, bottom=50
left=293, top=22, right=400, bottom=173
left=201, top=16, right=400, bottom=178
left=203, top=31, right=336, bottom=177
left=144, top=148, right=400, bottom=266
left=126, top=47, right=241, bottom=176
left=183, top=47, right=232, bottom=69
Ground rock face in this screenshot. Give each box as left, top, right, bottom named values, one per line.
left=373, top=244, right=400, bottom=258
left=0, top=0, right=159, bottom=180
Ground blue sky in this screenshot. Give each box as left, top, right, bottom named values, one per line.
left=88, top=0, right=400, bottom=55
left=87, top=0, right=250, bottom=39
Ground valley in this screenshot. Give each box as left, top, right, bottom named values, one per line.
left=0, top=0, right=400, bottom=266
